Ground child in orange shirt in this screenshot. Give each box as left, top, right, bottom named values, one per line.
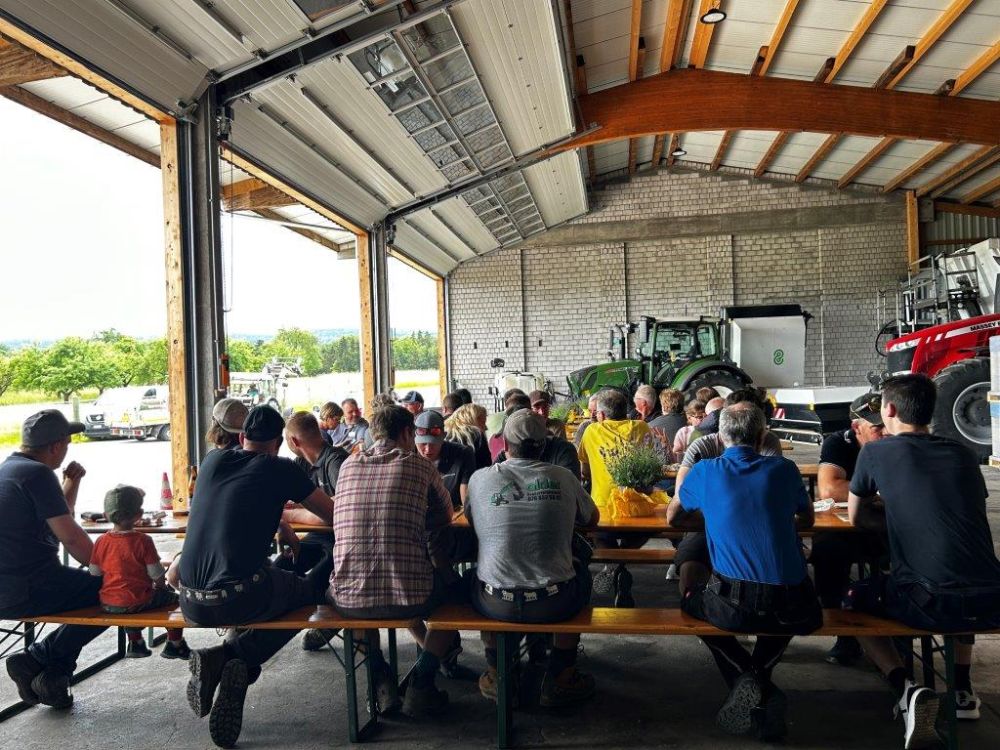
left=89, top=485, right=189, bottom=659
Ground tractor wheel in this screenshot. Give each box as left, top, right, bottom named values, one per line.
left=157, top=424, right=171, bottom=442
left=932, top=358, right=992, bottom=462
left=684, top=369, right=747, bottom=400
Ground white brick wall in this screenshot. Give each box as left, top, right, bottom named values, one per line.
left=448, top=170, right=908, bottom=404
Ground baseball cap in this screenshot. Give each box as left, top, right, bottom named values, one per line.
left=104, top=484, right=145, bottom=525
left=414, top=410, right=445, bottom=444
left=213, top=398, right=249, bottom=434
left=400, top=390, right=424, bottom=405
left=503, top=408, right=547, bottom=446
left=528, top=390, right=551, bottom=406
left=850, top=391, right=884, bottom=426
left=22, top=409, right=84, bottom=448
left=243, top=405, right=285, bottom=441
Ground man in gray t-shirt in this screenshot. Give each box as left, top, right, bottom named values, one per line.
left=466, top=409, right=599, bottom=708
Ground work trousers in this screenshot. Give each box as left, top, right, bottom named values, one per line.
left=0, top=564, right=107, bottom=676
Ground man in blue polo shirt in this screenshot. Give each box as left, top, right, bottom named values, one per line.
left=668, top=402, right=821, bottom=741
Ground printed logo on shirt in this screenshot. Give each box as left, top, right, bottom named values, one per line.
left=489, top=478, right=561, bottom=506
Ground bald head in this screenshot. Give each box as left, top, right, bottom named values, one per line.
left=705, top=397, right=725, bottom=414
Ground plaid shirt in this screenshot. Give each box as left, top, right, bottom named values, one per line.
left=330, top=440, right=453, bottom=610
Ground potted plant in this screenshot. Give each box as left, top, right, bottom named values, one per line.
left=604, top=441, right=670, bottom=519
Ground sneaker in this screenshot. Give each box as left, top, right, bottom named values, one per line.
left=302, top=628, right=339, bottom=652
left=162, top=640, right=191, bottom=660
left=665, top=564, right=679, bottom=581
left=955, top=690, right=981, bottom=720
left=439, top=633, right=463, bottom=678
left=126, top=640, right=153, bottom=658
left=209, top=659, right=249, bottom=749
left=374, top=663, right=402, bottom=715
left=896, top=682, right=940, bottom=750
left=613, top=567, right=635, bottom=608
left=401, top=682, right=449, bottom=718
left=187, top=645, right=229, bottom=718
left=753, top=684, right=788, bottom=741
left=825, top=636, right=863, bottom=667
left=30, top=670, right=73, bottom=709
left=592, top=565, right=615, bottom=595
left=539, top=667, right=596, bottom=708
left=6, top=651, right=43, bottom=705
left=478, top=667, right=498, bottom=702
left=716, top=671, right=763, bottom=736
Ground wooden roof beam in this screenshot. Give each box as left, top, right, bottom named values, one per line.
left=627, top=38, right=646, bottom=175
left=0, top=35, right=65, bottom=86
left=796, top=133, right=840, bottom=183
left=0, top=84, right=160, bottom=168
left=914, top=146, right=999, bottom=198
left=958, top=173, right=1000, bottom=205
left=255, top=208, right=351, bottom=256
left=825, top=0, right=890, bottom=83
left=557, top=68, right=1000, bottom=153
left=884, top=0, right=976, bottom=90
left=563, top=0, right=596, bottom=184
left=649, top=0, right=693, bottom=170
left=836, top=136, right=895, bottom=189
left=626, top=0, right=645, bottom=175
left=689, top=0, right=723, bottom=68
left=935, top=200, right=1000, bottom=219
left=222, top=178, right=296, bottom=211
left=874, top=45, right=915, bottom=90
left=883, top=143, right=957, bottom=193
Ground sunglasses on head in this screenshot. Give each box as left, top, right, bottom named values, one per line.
left=415, top=426, right=443, bottom=437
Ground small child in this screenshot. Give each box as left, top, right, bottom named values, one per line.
left=671, top=399, right=706, bottom=462
left=89, top=485, right=189, bottom=659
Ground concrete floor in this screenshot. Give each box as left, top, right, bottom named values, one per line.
left=2, top=444, right=999, bottom=750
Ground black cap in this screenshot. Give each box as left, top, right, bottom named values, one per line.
left=243, top=405, right=285, bottom=441
left=400, top=390, right=424, bottom=404
left=22, top=410, right=84, bottom=448
left=850, top=392, right=883, bottom=426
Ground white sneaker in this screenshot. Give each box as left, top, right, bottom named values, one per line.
left=896, top=682, right=941, bottom=750
left=664, top=564, right=678, bottom=581
left=955, top=690, right=981, bottom=720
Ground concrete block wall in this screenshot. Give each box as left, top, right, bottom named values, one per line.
left=448, top=169, right=908, bottom=405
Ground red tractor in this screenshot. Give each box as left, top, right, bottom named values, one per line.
left=882, top=315, right=999, bottom=461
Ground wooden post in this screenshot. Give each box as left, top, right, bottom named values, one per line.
left=356, top=232, right=376, bottom=411
left=905, top=190, right=921, bottom=267
left=436, top=277, right=448, bottom=400
left=159, top=120, right=191, bottom=512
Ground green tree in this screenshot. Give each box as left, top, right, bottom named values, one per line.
left=37, top=338, right=118, bottom=401
left=227, top=338, right=266, bottom=373
left=133, top=338, right=168, bottom=384
left=93, top=330, right=145, bottom=387
left=10, top=346, right=46, bottom=391
left=263, top=327, right=322, bottom=375
left=321, top=335, right=360, bottom=372
left=391, top=331, right=437, bottom=370
left=0, top=355, right=15, bottom=399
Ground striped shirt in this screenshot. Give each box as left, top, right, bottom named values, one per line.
left=330, top=440, right=453, bottom=610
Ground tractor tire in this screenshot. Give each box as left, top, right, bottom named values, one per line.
left=932, top=358, right=991, bottom=462
left=684, top=369, right=747, bottom=400
left=157, top=424, right=171, bottom=442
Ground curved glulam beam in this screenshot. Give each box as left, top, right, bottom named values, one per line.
left=552, top=69, right=1000, bottom=153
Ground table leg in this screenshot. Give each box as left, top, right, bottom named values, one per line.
left=943, top=637, right=958, bottom=750
left=920, top=636, right=935, bottom=690
left=496, top=633, right=512, bottom=750
left=344, top=629, right=360, bottom=743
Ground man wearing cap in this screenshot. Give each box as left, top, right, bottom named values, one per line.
left=529, top=390, right=551, bottom=420
left=809, top=390, right=888, bottom=665
left=466, top=409, right=600, bottom=707
left=178, top=405, right=335, bottom=749
left=207, top=398, right=249, bottom=451
left=400, top=390, right=424, bottom=416
left=415, top=410, right=476, bottom=510
left=2, top=409, right=103, bottom=710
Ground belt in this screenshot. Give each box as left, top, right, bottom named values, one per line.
left=482, top=580, right=567, bottom=603
left=181, top=569, right=266, bottom=606
left=708, top=574, right=806, bottom=609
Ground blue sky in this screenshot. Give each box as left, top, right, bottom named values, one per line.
left=0, top=97, right=438, bottom=343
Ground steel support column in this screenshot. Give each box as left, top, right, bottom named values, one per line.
left=369, top=223, right=393, bottom=394
left=177, top=87, right=226, bottom=462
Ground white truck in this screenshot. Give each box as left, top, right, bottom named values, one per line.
left=108, top=385, right=171, bottom=441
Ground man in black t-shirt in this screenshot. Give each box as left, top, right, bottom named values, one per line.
left=811, top=392, right=886, bottom=666
left=179, top=406, right=334, bottom=749
left=849, top=374, right=1000, bottom=748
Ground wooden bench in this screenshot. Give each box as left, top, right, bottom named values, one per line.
left=426, top=605, right=980, bottom=750
left=9, top=605, right=413, bottom=743
left=591, top=548, right=674, bottom=565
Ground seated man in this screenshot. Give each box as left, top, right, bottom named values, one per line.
left=318, top=401, right=349, bottom=446
left=671, top=389, right=784, bottom=596
left=178, top=406, right=334, bottom=749
left=630, top=384, right=661, bottom=423
left=2, top=410, right=104, bottom=710
left=810, top=392, right=886, bottom=666
left=669, top=403, right=820, bottom=740
left=340, top=397, right=369, bottom=448
left=572, top=395, right=599, bottom=448
left=848, top=374, right=1000, bottom=749
left=415, top=410, right=476, bottom=510
left=282, top=411, right=348, bottom=651
left=328, top=405, right=459, bottom=718
left=467, top=410, right=600, bottom=707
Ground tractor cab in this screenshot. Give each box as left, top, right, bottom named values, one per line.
left=635, top=317, right=720, bottom=385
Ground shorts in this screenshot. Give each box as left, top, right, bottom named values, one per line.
left=675, top=532, right=710, bottom=569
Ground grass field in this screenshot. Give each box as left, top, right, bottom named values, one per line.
left=0, top=388, right=99, bottom=407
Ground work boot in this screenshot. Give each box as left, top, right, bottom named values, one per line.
left=539, top=667, right=596, bottom=708
left=161, top=640, right=191, bottom=660
left=6, top=651, right=43, bottom=705
left=209, top=659, right=249, bottom=749
left=825, top=636, right=863, bottom=666
left=478, top=666, right=498, bottom=701
left=613, top=567, right=635, bottom=608
left=126, top=639, right=152, bottom=658
left=401, top=682, right=449, bottom=718
left=374, top=663, right=402, bottom=715
left=302, top=628, right=339, bottom=651
left=439, top=633, right=463, bottom=678
left=716, top=671, right=763, bottom=736
left=187, top=645, right=229, bottom=718
left=30, top=670, right=73, bottom=709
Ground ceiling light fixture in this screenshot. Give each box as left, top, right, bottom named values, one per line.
left=671, top=147, right=687, bottom=158
left=700, top=8, right=726, bottom=24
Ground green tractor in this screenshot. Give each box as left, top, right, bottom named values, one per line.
left=566, top=305, right=810, bottom=400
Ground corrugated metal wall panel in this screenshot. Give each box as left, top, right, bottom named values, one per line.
left=452, top=0, right=574, bottom=156
left=125, top=0, right=253, bottom=71
left=0, top=0, right=208, bottom=109
left=428, top=197, right=500, bottom=255
left=405, top=210, right=475, bottom=263
left=393, top=219, right=456, bottom=276
left=925, top=211, right=1000, bottom=251
left=229, top=102, right=386, bottom=227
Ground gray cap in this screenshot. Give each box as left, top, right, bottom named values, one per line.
left=22, top=409, right=84, bottom=448
left=104, top=484, right=145, bottom=525
left=213, top=398, right=249, bottom=434
left=503, top=408, right=546, bottom=446
left=850, top=391, right=884, bottom=426
left=414, top=410, right=445, bottom=444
